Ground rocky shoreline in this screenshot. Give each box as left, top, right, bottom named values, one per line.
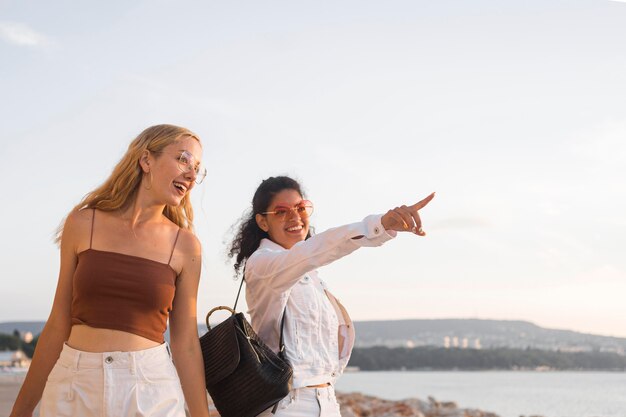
left=337, top=392, right=504, bottom=417
left=2, top=373, right=543, bottom=417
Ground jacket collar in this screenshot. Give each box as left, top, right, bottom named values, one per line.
left=258, top=238, right=288, bottom=251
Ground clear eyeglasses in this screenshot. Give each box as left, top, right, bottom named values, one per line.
left=176, top=151, right=207, bottom=184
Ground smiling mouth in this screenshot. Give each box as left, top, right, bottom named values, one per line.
left=173, top=182, right=188, bottom=195
left=286, top=225, right=303, bottom=232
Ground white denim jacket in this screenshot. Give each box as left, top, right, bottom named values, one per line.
left=244, top=214, right=396, bottom=388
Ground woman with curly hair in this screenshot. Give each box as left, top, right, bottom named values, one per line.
left=228, top=175, right=434, bottom=416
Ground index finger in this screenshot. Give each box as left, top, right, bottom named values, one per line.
left=410, top=192, right=435, bottom=211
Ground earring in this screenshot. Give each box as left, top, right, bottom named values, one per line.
left=144, top=171, right=153, bottom=190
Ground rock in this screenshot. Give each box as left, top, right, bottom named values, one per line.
left=336, top=392, right=501, bottom=417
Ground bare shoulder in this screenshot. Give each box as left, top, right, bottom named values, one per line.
left=62, top=208, right=95, bottom=252
left=172, top=229, right=201, bottom=279
left=65, top=207, right=94, bottom=227
left=176, top=228, right=202, bottom=258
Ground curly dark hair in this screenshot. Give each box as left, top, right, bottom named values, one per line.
left=227, top=176, right=312, bottom=276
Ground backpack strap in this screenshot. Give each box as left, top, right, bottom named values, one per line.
left=234, top=275, right=288, bottom=358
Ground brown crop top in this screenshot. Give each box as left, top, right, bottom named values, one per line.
left=71, top=209, right=179, bottom=343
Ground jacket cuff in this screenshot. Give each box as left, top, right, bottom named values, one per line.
left=362, top=214, right=397, bottom=242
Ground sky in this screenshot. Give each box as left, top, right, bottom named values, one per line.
left=1, top=0, right=625, bottom=338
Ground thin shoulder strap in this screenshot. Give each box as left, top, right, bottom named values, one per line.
left=233, top=276, right=245, bottom=311
left=234, top=271, right=288, bottom=357
left=278, top=307, right=287, bottom=358
left=89, top=208, right=96, bottom=249
left=168, top=228, right=181, bottom=265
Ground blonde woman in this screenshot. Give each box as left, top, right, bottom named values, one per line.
left=10, top=125, right=210, bottom=417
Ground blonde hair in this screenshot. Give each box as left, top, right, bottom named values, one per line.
left=56, top=124, right=201, bottom=243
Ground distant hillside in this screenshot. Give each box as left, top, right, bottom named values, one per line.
left=0, top=321, right=201, bottom=343
left=0, top=321, right=45, bottom=337
left=3, top=319, right=625, bottom=355
left=349, top=346, right=626, bottom=371
left=354, top=319, right=626, bottom=354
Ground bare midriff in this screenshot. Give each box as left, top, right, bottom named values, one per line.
left=67, top=324, right=161, bottom=353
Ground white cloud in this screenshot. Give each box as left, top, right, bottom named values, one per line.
left=0, top=22, right=52, bottom=48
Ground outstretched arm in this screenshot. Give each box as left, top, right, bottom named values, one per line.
left=246, top=192, right=435, bottom=292
left=246, top=214, right=394, bottom=291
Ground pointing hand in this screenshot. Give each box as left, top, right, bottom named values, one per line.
left=381, top=192, right=435, bottom=236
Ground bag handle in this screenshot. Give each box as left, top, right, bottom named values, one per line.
left=203, top=273, right=245, bottom=330
left=205, top=306, right=236, bottom=330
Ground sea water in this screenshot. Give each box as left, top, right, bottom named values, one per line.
left=336, top=371, right=626, bottom=417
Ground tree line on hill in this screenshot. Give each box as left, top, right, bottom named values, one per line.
left=5, top=331, right=626, bottom=370
left=349, top=346, right=626, bottom=371
left=0, top=331, right=38, bottom=358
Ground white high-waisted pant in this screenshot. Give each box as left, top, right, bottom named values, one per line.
left=257, top=385, right=342, bottom=417
left=40, top=343, right=186, bottom=417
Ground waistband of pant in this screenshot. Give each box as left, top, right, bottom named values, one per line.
left=58, top=342, right=171, bottom=369
left=290, top=384, right=335, bottom=400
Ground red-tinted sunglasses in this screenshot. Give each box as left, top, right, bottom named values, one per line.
left=261, top=200, right=314, bottom=221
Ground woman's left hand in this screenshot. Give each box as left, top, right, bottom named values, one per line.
left=381, top=192, right=435, bottom=236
